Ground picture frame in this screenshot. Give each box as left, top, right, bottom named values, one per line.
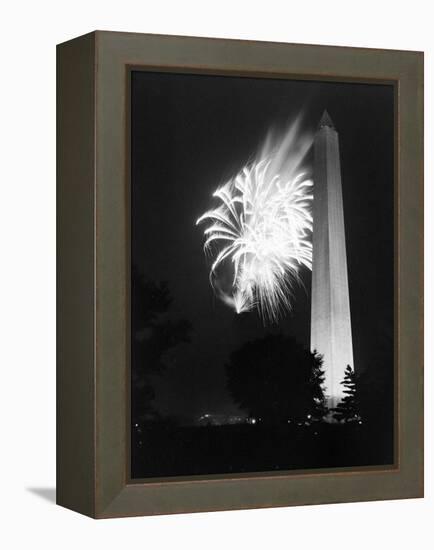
left=57, top=30, right=423, bottom=518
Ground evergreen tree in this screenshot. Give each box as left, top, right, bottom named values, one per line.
left=332, top=365, right=361, bottom=423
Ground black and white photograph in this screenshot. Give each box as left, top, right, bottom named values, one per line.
left=3, top=0, right=429, bottom=542
left=130, top=70, right=395, bottom=478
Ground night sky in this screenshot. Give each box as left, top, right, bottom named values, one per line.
left=131, top=71, right=394, bottom=423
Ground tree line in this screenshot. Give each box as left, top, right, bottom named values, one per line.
left=131, top=271, right=391, bottom=428
left=225, top=333, right=362, bottom=424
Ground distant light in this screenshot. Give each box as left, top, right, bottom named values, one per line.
left=307, top=414, right=312, bottom=420
left=251, top=418, right=257, bottom=424
left=135, top=423, right=139, bottom=427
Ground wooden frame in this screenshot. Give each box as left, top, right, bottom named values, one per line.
left=57, top=31, right=423, bottom=518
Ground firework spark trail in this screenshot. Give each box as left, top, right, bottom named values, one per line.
left=196, top=119, right=313, bottom=323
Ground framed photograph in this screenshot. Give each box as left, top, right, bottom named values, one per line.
left=57, top=31, right=423, bottom=518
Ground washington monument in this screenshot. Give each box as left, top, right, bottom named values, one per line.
left=311, top=110, right=354, bottom=411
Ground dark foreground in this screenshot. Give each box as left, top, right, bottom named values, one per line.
left=131, top=421, right=394, bottom=479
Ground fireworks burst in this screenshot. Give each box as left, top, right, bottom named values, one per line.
left=196, top=121, right=313, bottom=323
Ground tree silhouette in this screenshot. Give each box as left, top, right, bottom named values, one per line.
left=332, top=365, right=361, bottom=423
left=131, top=266, right=192, bottom=424
left=310, top=353, right=328, bottom=421
left=226, top=334, right=326, bottom=424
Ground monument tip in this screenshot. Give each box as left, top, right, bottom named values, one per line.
left=318, top=110, right=335, bottom=130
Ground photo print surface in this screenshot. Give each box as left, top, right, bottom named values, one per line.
left=130, top=70, right=395, bottom=479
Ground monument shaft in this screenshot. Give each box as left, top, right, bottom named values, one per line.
left=311, top=112, right=354, bottom=410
